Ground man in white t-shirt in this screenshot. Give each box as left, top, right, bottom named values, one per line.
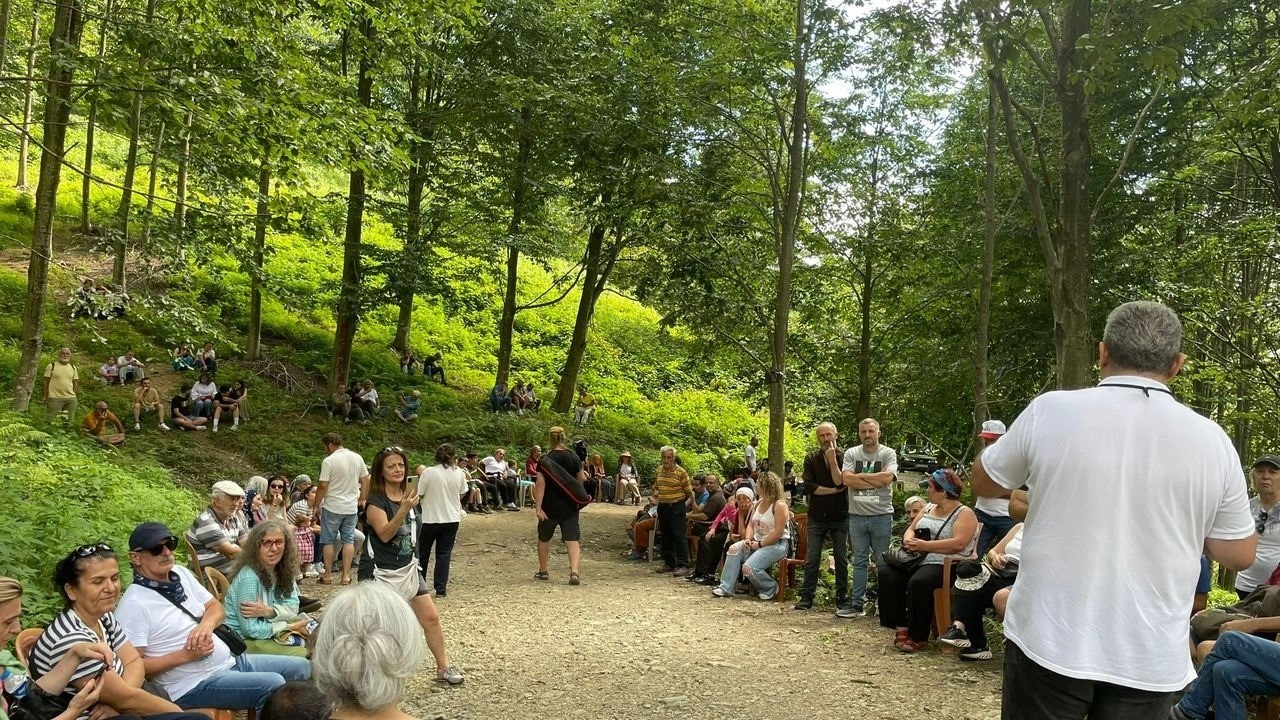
left=840, top=418, right=897, bottom=614
left=972, top=419, right=1013, bottom=557
left=972, top=301, right=1257, bottom=720
left=1232, top=455, right=1280, bottom=597
left=115, top=522, right=309, bottom=711
left=313, top=431, right=370, bottom=585
left=744, top=436, right=758, bottom=474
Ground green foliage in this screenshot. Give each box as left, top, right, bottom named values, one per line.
left=0, top=412, right=202, bottom=626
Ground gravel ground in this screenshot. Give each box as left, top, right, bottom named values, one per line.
left=306, top=502, right=1004, bottom=720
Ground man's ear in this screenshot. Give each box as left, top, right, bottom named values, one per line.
left=1167, top=352, right=1187, bottom=380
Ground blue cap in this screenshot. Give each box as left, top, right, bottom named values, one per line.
left=129, top=522, right=177, bottom=551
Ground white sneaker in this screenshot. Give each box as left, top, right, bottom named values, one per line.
left=231, top=423, right=239, bottom=430
left=159, top=423, right=171, bottom=431
left=133, top=422, right=141, bottom=430
left=196, top=426, right=207, bottom=431
left=211, top=426, right=218, bottom=433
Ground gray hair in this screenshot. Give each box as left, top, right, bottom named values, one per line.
left=312, top=582, right=426, bottom=713
left=244, top=475, right=269, bottom=496
left=1102, top=301, right=1182, bottom=375
left=659, top=446, right=675, bottom=455
left=903, top=495, right=926, bottom=510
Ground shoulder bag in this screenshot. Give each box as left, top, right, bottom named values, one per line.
left=145, top=587, right=247, bottom=656
left=883, top=505, right=963, bottom=573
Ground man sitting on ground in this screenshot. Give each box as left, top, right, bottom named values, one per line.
left=188, top=480, right=250, bottom=574
left=132, top=377, right=170, bottom=431
left=423, top=353, right=447, bottom=385
left=116, top=521, right=310, bottom=712
left=395, top=390, right=421, bottom=423
left=82, top=401, right=126, bottom=446
left=171, top=383, right=209, bottom=431
left=574, top=385, right=596, bottom=425
left=117, top=350, right=146, bottom=383
left=525, top=382, right=541, bottom=411
left=98, top=356, right=120, bottom=384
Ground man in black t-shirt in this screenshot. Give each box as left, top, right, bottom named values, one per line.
left=534, top=426, right=586, bottom=585
left=170, top=383, right=209, bottom=431
left=795, top=421, right=849, bottom=613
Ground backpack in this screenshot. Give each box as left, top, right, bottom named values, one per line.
left=786, top=513, right=800, bottom=559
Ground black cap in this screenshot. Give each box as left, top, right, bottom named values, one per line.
left=1255, top=455, right=1280, bottom=470
left=129, top=522, right=177, bottom=551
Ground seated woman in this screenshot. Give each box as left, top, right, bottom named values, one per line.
left=938, top=522, right=1022, bottom=661
left=510, top=381, right=529, bottom=415
left=190, top=374, right=219, bottom=420
left=213, top=383, right=241, bottom=432
left=615, top=452, right=641, bottom=504
left=877, top=469, right=979, bottom=653
left=263, top=476, right=291, bottom=524
left=195, top=342, right=217, bottom=376
left=688, top=486, right=753, bottom=585
left=517, top=446, right=541, bottom=506
left=98, top=356, right=120, bottom=385
left=399, top=348, right=416, bottom=375
left=313, top=582, right=427, bottom=719
left=624, top=500, right=660, bottom=561
left=30, top=545, right=207, bottom=719
left=227, top=379, right=251, bottom=422
left=171, top=344, right=196, bottom=371
left=711, top=472, right=790, bottom=600
left=583, top=454, right=612, bottom=501
left=222, top=520, right=311, bottom=657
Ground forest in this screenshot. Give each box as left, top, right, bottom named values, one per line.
left=1, top=0, right=1278, bottom=475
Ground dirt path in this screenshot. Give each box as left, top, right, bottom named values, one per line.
left=308, top=503, right=1003, bottom=720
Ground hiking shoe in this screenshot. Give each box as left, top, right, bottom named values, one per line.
left=672, top=568, right=690, bottom=578
left=158, top=423, right=170, bottom=431
left=436, top=665, right=465, bottom=685
left=793, top=599, right=813, bottom=611
left=959, top=647, right=993, bottom=661
left=695, top=575, right=718, bottom=586
left=835, top=604, right=863, bottom=619
left=938, top=625, right=971, bottom=648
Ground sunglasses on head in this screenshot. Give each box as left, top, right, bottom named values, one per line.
left=1259, top=510, right=1269, bottom=536
left=70, top=543, right=113, bottom=559
left=139, top=537, right=178, bottom=555
left=381, top=446, right=405, bottom=454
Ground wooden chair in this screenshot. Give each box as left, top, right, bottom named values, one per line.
left=932, top=523, right=983, bottom=651
left=205, top=567, right=230, bottom=602
left=775, top=513, right=808, bottom=602
left=15, top=627, right=41, bottom=667
left=182, top=534, right=209, bottom=591
left=1256, top=696, right=1280, bottom=720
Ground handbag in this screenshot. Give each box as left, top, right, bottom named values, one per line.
left=9, top=682, right=71, bottom=720
left=991, top=560, right=1019, bottom=580
left=372, top=558, right=422, bottom=602
left=145, top=586, right=248, bottom=656
left=883, top=505, right=964, bottom=573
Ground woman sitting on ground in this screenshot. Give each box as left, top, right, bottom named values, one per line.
left=615, top=452, right=641, bottom=504
left=0, top=576, right=139, bottom=720
left=30, top=545, right=207, bottom=719
left=937, top=522, right=1022, bottom=661
left=222, top=520, right=311, bottom=657
left=688, top=486, right=754, bottom=585
left=190, top=374, right=219, bottom=420
left=172, top=344, right=196, bottom=371
left=230, top=379, right=250, bottom=422
left=195, top=342, right=217, bottom=376
left=712, top=472, right=791, bottom=600
left=313, top=582, right=426, bottom=720
left=877, top=469, right=979, bottom=653
left=399, top=348, right=416, bottom=375
left=363, top=447, right=464, bottom=685
left=458, top=456, right=489, bottom=514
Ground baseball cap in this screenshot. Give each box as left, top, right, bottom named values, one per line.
left=1254, top=455, right=1280, bottom=470
left=212, top=480, right=245, bottom=497
left=129, top=522, right=177, bottom=551
left=979, top=420, right=1007, bottom=439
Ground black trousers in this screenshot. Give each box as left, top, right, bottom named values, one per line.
left=695, top=528, right=729, bottom=576
left=800, top=517, right=848, bottom=603
left=492, top=475, right=516, bottom=505
left=951, top=575, right=1015, bottom=650
left=657, top=501, right=689, bottom=568
left=418, top=521, right=460, bottom=594
left=877, top=562, right=943, bottom=642
left=1002, top=641, right=1174, bottom=720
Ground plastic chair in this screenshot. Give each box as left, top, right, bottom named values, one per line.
left=205, top=567, right=230, bottom=602
left=15, top=627, right=41, bottom=667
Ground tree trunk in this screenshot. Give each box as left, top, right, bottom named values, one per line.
left=854, top=146, right=881, bottom=421
left=14, top=0, right=85, bottom=410
left=393, top=60, right=425, bottom=353
left=552, top=216, right=612, bottom=413
left=140, top=120, right=163, bottom=243
left=112, top=0, right=156, bottom=286
left=174, top=108, right=192, bottom=254
left=328, top=16, right=374, bottom=395
left=766, top=0, right=807, bottom=469
left=0, top=0, right=11, bottom=73
left=15, top=6, right=38, bottom=189
left=246, top=159, right=270, bottom=360
left=79, top=0, right=113, bottom=234
left=495, top=104, right=533, bottom=387
left=973, top=78, right=997, bottom=437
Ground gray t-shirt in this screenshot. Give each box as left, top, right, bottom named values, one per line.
left=843, top=444, right=898, bottom=516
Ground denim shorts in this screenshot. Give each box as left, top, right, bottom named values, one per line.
left=319, top=508, right=357, bottom=545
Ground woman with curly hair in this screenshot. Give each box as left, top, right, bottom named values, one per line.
left=222, top=520, right=311, bottom=657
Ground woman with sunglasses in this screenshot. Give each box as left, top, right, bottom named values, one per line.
left=29, top=544, right=208, bottom=719
left=877, top=468, right=979, bottom=653
left=363, top=447, right=464, bottom=685
left=263, top=477, right=291, bottom=524
left=222, top=521, right=310, bottom=658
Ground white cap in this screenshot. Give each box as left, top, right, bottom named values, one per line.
left=211, top=480, right=245, bottom=497
left=980, top=420, right=1007, bottom=439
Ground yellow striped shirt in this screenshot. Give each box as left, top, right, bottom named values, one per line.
left=655, top=466, right=692, bottom=503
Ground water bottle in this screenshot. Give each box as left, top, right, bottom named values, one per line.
left=2, top=666, right=28, bottom=699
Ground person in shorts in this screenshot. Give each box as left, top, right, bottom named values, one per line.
left=533, top=426, right=584, bottom=585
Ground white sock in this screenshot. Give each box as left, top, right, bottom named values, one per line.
left=212, top=419, right=219, bottom=429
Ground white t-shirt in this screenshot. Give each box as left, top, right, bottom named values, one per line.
left=744, top=444, right=757, bottom=471
left=973, top=445, right=1010, bottom=517
left=1235, top=496, right=1280, bottom=592
left=418, top=464, right=468, bottom=524
left=843, top=444, right=897, bottom=516
left=981, top=375, right=1254, bottom=692
left=481, top=456, right=506, bottom=476
left=115, top=565, right=235, bottom=701
left=319, top=447, right=367, bottom=515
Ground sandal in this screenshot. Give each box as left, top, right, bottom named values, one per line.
left=569, top=572, right=581, bottom=586
left=534, top=570, right=549, bottom=581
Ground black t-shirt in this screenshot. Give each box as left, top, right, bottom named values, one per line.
left=365, top=493, right=416, bottom=569
left=170, top=394, right=189, bottom=418
left=541, top=448, right=582, bottom=518
left=802, top=448, right=848, bottom=523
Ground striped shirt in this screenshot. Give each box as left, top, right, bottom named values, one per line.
left=188, top=506, right=246, bottom=573
left=30, top=610, right=128, bottom=719
left=654, top=465, right=692, bottom=503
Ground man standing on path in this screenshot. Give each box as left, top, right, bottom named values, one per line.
left=794, top=422, right=850, bottom=614
left=313, top=431, right=370, bottom=586
left=972, top=300, right=1257, bottom=720
left=42, top=346, right=79, bottom=427
left=745, top=436, right=759, bottom=475
left=972, top=419, right=1011, bottom=557
left=653, top=445, right=694, bottom=577
left=843, top=418, right=897, bottom=615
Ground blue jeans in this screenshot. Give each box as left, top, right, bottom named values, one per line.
left=974, top=507, right=1017, bottom=557
left=717, top=539, right=789, bottom=599
left=176, top=654, right=310, bottom=710
left=193, top=399, right=213, bottom=418
left=1177, top=631, right=1280, bottom=720
left=319, top=508, right=357, bottom=545
left=848, top=513, right=892, bottom=607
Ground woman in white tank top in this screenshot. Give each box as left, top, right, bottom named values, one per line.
left=712, top=472, right=792, bottom=601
